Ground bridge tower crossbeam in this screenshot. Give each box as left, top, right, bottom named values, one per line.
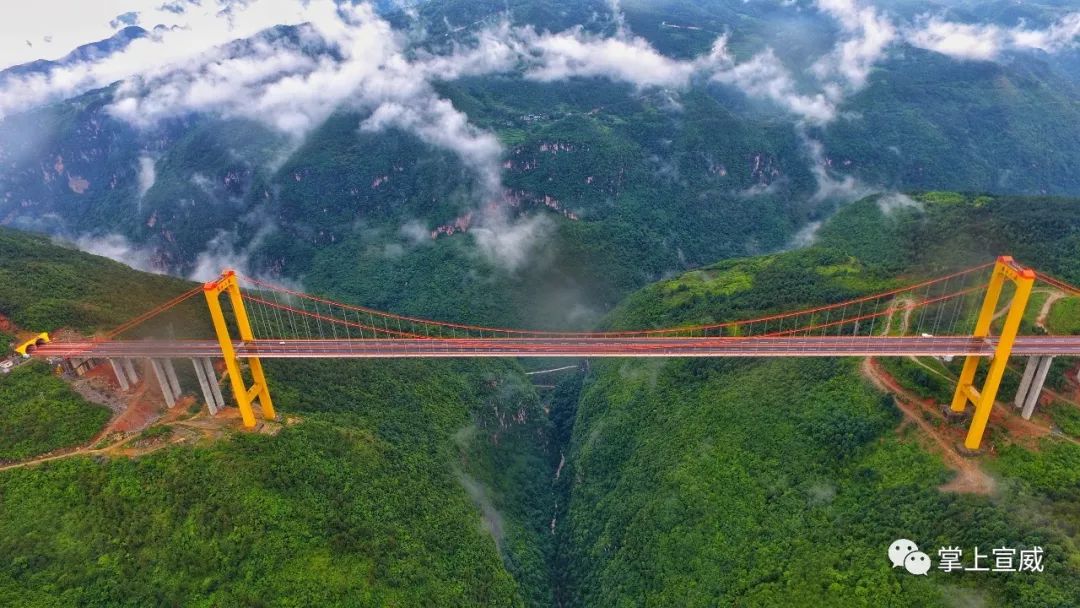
left=950, top=256, right=1035, bottom=450
left=203, top=270, right=276, bottom=428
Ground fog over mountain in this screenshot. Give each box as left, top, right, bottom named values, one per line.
left=2, top=0, right=1079, bottom=325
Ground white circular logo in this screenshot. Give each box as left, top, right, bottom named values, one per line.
left=904, top=551, right=932, bottom=575
left=888, top=538, right=918, bottom=568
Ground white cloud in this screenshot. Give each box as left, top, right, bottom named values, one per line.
left=188, top=222, right=275, bottom=282
left=521, top=26, right=695, bottom=88
left=0, top=0, right=317, bottom=119
left=413, top=22, right=521, bottom=80
left=876, top=192, right=921, bottom=216
left=6, top=1, right=1079, bottom=129
left=706, top=38, right=837, bottom=124
left=70, top=233, right=162, bottom=273
left=362, top=98, right=505, bottom=195
left=608, top=0, right=629, bottom=39
left=0, top=0, right=886, bottom=273
left=802, top=135, right=873, bottom=203
left=1012, top=13, right=1080, bottom=53
left=0, top=0, right=891, bottom=140
left=787, top=220, right=822, bottom=249
left=108, top=2, right=413, bottom=137
left=399, top=219, right=433, bottom=247
left=812, top=0, right=897, bottom=90
left=906, top=19, right=1005, bottom=61
left=15, top=0, right=1079, bottom=276
left=906, top=12, right=1080, bottom=61
left=469, top=213, right=552, bottom=273
left=0, top=0, right=160, bottom=70
left=136, top=155, right=156, bottom=197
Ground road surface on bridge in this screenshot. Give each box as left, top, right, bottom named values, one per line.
left=32, top=335, right=1080, bottom=359
left=23, top=259, right=1080, bottom=446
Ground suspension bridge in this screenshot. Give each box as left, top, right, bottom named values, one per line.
left=18, top=256, right=1080, bottom=450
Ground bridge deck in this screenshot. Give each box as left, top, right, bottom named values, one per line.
left=30, top=335, right=1080, bottom=358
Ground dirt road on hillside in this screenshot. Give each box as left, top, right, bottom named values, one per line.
left=861, top=358, right=996, bottom=495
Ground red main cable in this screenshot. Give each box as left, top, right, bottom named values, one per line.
left=93, top=263, right=998, bottom=344
left=1035, top=271, right=1080, bottom=296
left=761, top=284, right=984, bottom=337
left=241, top=293, right=429, bottom=339
left=236, top=262, right=994, bottom=339
left=104, top=285, right=203, bottom=339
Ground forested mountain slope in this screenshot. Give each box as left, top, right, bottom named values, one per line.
left=557, top=193, right=1080, bottom=606
left=3, top=191, right=1080, bottom=606
left=0, top=228, right=557, bottom=606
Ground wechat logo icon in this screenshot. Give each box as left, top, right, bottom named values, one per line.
left=889, top=539, right=931, bottom=575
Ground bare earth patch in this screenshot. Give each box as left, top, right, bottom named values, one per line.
left=0, top=359, right=275, bottom=471
left=862, top=358, right=997, bottom=495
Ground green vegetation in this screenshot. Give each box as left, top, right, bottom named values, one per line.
left=825, top=48, right=1080, bottom=196
left=1048, top=297, right=1080, bottom=335
left=817, top=193, right=1080, bottom=283
left=0, top=227, right=203, bottom=336
left=561, top=355, right=1080, bottom=605
left=558, top=194, right=1080, bottom=605
left=0, top=229, right=557, bottom=605
left=994, top=441, right=1080, bottom=503
left=273, top=84, right=815, bottom=329
left=877, top=356, right=955, bottom=404
left=135, top=425, right=173, bottom=442
left=6, top=0, right=1080, bottom=334
left=0, top=424, right=508, bottom=606
left=1048, top=402, right=1080, bottom=439
left=0, top=362, right=110, bottom=461
left=1023, top=291, right=1051, bottom=327
left=0, top=357, right=557, bottom=606
left=4, top=1, right=1080, bottom=337
left=267, top=357, right=558, bottom=606
left=607, top=248, right=890, bottom=332
left=5, top=190, right=1080, bottom=605
left=2, top=0, right=1080, bottom=601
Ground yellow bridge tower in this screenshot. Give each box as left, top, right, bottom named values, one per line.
left=204, top=270, right=275, bottom=428
left=950, top=256, right=1035, bottom=450
left=195, top=260, right=1034, bottom=443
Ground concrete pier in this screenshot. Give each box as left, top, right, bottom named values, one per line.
left=1015, top=356, right=1040, bottom=408
left=109, top=359, right=130, bottom=391
left=163, top=359, right=181, bottom=400
left=1021, top=356, right=1054, bottom=420
left=201, top=358, right=226, bottom=413
left=122, top=358, right=138, bottom=385
left=192, top=358, right=219, bottom=414
left=149, top=359, right=176, bottom=407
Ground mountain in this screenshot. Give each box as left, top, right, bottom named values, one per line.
left=555, top=193, right=1080, bottom=606
left=4, top=190, right=1078, bottom=605
left=822, top=48, right=1080, bottom=194
left=2, top=0, right=1080, bottom=604
left=1, top=0, right=1080, bottom=332
left=0, top=26, right=147, bottom=78
left=0, top=226, right=557, bottom=605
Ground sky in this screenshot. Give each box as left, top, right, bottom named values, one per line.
left=0, top=0, right=317, bottom=71
left=3, top=1, right=172, bottom=69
